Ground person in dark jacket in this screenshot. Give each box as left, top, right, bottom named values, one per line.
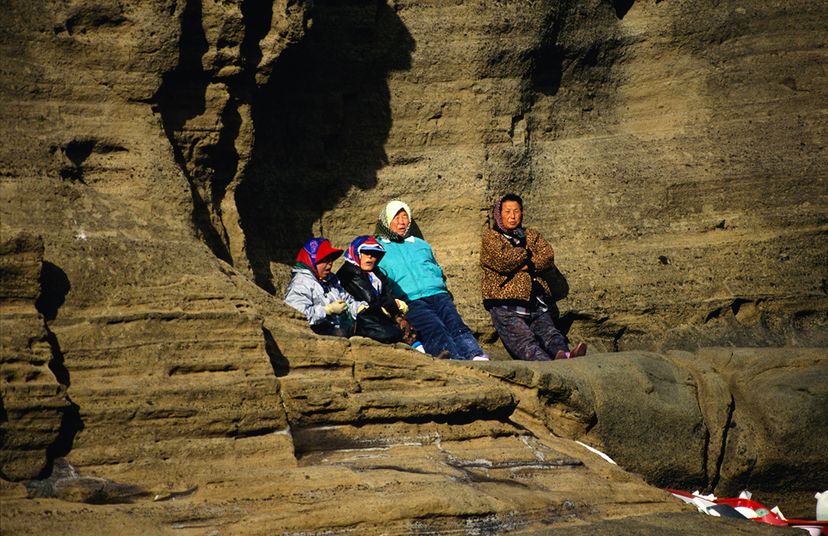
left=337, top=235, right=419, bottom=347
left=480, top=194, right=587, bottom=360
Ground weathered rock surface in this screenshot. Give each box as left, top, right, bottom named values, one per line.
left=229, top=0, right=828, bottom=350
left=1, top=0, right=293, bottom=495
left=5, top=329, right=816, bottom=534
left=477, top=349, right=828, bottom=506
left=1, top=0, right=827, bottom=534
left=0, top=235, right=74, bottom=480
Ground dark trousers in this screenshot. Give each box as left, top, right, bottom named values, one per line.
left=310, top=312, right=354, bottom=338
left=489, top=306, right=568, bottom=361
left=356, top=312, right=404, bottom=343
left=406, top=292, right=483, bottom=360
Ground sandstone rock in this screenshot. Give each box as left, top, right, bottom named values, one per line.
left=476, top=348, right=828, bottom=504
left=522, top=511, right=806, bottom=536
left=1, top=0, right=826, bottom=533
left=2, top=1, right=826, bottom=351
left=1, top=0, right=293, bottom=490
left=240, top=0, right=827, bottom=351
left=26, top=458, right=146, bottom=504
left=694, top=348, right=828, bottom=498
left=479, top=353, right=711, bottom=488
left=0, top=235, right=74, bottom=481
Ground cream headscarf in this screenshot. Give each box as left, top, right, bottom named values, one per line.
left=376, top=200, right=413, bottom=241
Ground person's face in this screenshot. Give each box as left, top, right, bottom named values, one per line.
left=391, top=209, right=410, bottom=235
left=359, top=251, right=378, bottom=271
left=500, top=200, right=522, bottom=231
left=316, top=258, right=334, bottom=278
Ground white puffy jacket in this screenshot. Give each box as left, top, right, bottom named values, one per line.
left=284, top=267, right=364, bottom=326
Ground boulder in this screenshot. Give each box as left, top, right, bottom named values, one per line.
left=478, top=348, right=828, bottom=501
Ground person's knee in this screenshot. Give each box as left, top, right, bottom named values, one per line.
left=423, top=332, right=457, bottom=358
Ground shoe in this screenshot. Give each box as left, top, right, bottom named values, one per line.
left=435, top=350, right=452, bottom=360
left=471, top=354, right=490, bottom=361
left=569, top=342, right=587, bottom=358
left=554, top=350, right=567, bottom=360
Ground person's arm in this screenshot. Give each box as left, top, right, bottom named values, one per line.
left=338, top=266, right=375, bottom=305
left=480, top=229, right=529, bottom=273
left=338, top=286, right=367, bottom=319
left=284, top=275, right=329, bottom=325
left=377, top=271, right=403, bottom=317
left=526, top=229, right=555, bottom=272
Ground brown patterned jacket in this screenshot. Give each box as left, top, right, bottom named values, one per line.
left=480, top=227, right=555, bottom=308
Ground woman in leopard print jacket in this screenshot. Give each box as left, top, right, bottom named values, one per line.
left=480, top=194, right=586, bottom=361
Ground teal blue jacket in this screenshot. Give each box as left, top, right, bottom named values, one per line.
left=377, top=236, right=447, bottom=301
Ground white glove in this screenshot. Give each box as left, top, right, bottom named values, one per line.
left=324, top=300, right=347, bottom=315
left=357, top=303, right=369, bottom=314
left=395, top=299, right=409, bottom=315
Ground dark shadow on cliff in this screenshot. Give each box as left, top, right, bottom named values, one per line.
left=263, top=327, right=289, bottom=377
left=530, top=1, right=626, bottom=99
left=35, top=261, right=70, bottom=323
left=236, top=1, right=415, bottom=292
left=154, top=0, right=233, bottom=263
left=609, top=0, right=635, bottom=19
left=34, top=262, right=84, bottom=479
left=540, top=265, right=570, bottom=321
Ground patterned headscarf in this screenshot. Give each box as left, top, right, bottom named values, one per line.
left=493, top=194, right=526, bottom=243
left=344, top=235, right=386, bottom=266
left=376, top=200, right=413, bottom=242
left=294, top=237, right=343, bottom=280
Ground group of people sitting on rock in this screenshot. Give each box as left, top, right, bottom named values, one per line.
left=284, top=195, right=587, bottom=361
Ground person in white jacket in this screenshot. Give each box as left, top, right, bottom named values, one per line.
left=284, top=237, right=365, bottom=337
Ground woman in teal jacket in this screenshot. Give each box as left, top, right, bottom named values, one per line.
left=376, top=200, right=488, bottom=361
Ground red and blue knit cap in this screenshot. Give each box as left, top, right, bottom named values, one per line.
left=344, top=235, right=386, bottom=266
left=295, top=237, right=343, bottom=279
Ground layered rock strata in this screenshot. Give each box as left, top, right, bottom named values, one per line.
left=0, top=0, right=292, bottom=486
left=478, top=348, right=828, bottom=510
left=6, top=0, right=821, bottom=351
left=7, top=326, right=820, bottom=534
left=233, top=0, right=828, bottom=350
left=0, top=236, right=74, bottom=480
left=1, top=0, right=827, bottom=534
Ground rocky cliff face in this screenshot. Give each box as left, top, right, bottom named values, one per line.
left=1, top=0, right=826, bottom=533
left=0, top=236, right=74, bottom=481
left=300, top=0, right=828, bottom=351
left=8, top=0, right=820, bottom=352
left=1, top=0, right=293, bottom=487
left=173, top=0, right=827, bottom=352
